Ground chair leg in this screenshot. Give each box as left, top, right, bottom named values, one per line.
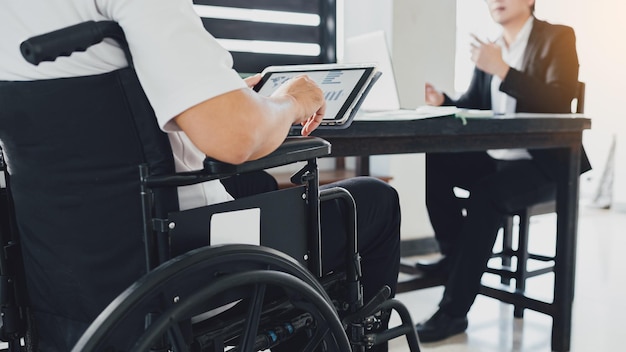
left=501, top=215, right=515, bottom=285
left=514, top=210, right=531, bottom=318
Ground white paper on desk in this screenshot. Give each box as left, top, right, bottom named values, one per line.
left=416, top=106, right=460, bottom=117
left=355, top=106, right=458, bottom=121
left=210, top=208, right=260, bottom=246
left=510, top=112, right=584, bottom=118
left=455, top=109, right=494, bottom=118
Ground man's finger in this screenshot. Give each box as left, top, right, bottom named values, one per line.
left=470, top=33, right=485, bottom=45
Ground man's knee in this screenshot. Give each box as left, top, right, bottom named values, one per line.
left=331, top=176, right=400, bottom=217
left=338, top=176, right=397, bottom=199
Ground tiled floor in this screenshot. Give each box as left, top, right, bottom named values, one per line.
left=389, top=204, right=626, bottom=352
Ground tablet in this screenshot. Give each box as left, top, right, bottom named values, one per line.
left=254, top=63, right=380, bottom=129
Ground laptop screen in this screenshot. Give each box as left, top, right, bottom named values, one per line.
left=343, top=31, right=401, bottom=111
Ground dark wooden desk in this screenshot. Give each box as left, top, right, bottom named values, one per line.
left=313, top=114, right=591, bottom=352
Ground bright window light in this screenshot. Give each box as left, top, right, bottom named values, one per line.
left=193, top=5, right=321, bottom=26
left=216, top=38, right=321, bottom=56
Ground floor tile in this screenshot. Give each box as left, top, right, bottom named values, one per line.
left=389, top=206, right=626, bottom=351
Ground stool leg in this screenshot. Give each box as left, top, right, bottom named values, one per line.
left=501, top=215, right=515, bottom=285
left=514, top=210, right=531, bottom=318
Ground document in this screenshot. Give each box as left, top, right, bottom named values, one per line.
left=355, top=106, right=459, bottom=121
left=455, top=109, right=494, bottom=118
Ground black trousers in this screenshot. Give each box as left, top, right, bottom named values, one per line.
left=222, top=171, right=401, bottom=305
left=425, top=152, right=555, bottom=317
left=222, top=171, right=401, bottom=351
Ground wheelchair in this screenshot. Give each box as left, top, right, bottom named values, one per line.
left=0, top=21, right=420, bottom=352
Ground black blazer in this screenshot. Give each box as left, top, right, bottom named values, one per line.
left=443, top=18, right=591, bottom=179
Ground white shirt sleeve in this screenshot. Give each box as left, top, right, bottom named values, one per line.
left=96, top=0, right=247, bottom=131
left=96, top=0, right=242, bottom=207
left=0, top=0, right=247, bottom=131
left=0, top=0, right=243, bottom=208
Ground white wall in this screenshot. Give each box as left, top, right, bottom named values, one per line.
left=342, top=0, right=457, bottom=239
left=615, top=134, right=626, bottom=211
left=534, top=1, right=626, bottom=210
left=339, top=1, right=393, bottom=48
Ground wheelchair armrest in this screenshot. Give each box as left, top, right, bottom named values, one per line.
left=203, top=136, right=331, bottom=175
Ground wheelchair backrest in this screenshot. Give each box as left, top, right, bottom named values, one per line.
left=0, top=67, right=178, bottom=348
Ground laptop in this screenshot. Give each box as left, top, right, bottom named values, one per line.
left=254, top=63, right=380, bottom=129
left=342, top=31, right=400, bottom=112
left=342, top=31, right=456, bottom=120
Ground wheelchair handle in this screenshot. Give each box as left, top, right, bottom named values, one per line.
left=20, top=21, right=129, bottom=65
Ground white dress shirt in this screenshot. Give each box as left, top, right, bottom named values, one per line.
left=487, top=16, right=534, bottom=161
left=0, top=0, right=245, bottom=210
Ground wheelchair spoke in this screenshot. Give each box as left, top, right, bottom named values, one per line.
left=77, top=247, right=352, bottom=352
left=167, top=319, right=190, bottom=352
left=302, top=326, right=331, bottom=352
left=240, top=283, right=267, bottom=351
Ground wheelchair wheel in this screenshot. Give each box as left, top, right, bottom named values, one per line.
left=72, top=244, right=350, bottom=352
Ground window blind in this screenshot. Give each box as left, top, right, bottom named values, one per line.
left=193, top=0, right=336, bottom=73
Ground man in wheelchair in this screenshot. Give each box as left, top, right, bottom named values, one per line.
left=0, top=1, right=420, bottom=352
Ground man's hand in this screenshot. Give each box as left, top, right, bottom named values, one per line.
left=244, top=73, right=262, bottom=89
left=470, top=34, right=510, bottom=80
left=425, top=82, right=445, bottom=106
left=272, top=75, right=326, bottom=136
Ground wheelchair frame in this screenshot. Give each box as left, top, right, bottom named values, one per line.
left=1, top=20, right=420, bottom=352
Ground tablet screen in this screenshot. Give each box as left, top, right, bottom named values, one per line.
left=254, top=64, right=377, bottom=126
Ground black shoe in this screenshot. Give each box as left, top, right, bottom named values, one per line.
left=415, top=255, right=450, bottom=274
left=415, top=310, right=468, bottom=343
